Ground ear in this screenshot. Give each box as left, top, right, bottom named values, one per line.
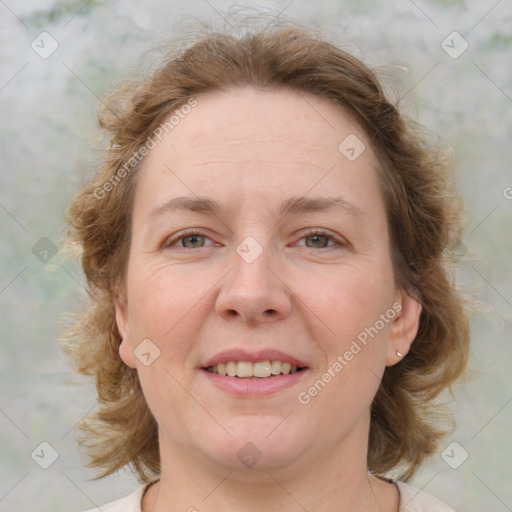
left=113, top=286, right=137, bottom=369
left=386, top=289, right=422, bottom=366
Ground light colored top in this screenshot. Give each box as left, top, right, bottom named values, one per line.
left=82, top=480, right=456, bottom=511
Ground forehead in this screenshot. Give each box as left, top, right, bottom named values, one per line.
left=165, top=87, right=368, bottom=162
left=132, top=87, right=383, bottom=221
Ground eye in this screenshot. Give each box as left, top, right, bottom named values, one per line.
left=161, top=229, right=346, bottom=251
left=162, top=230, right=214, bottom=249
left=298, top=229, right=345, bottom=249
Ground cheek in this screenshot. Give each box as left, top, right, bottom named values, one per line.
left=313, top=264, right=394, bottom=343
left=126, top=274, right=171, bottom=339
left=300, top=270, right=392, bottom=420
left=123, top=264, right=202, bottom=424
left=125, top=261, right=214, bottom=360
left=126, top=261, right=183, bottom=328
left=302, top=267, right=395, bottom=414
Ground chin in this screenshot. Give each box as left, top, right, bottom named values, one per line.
left=196, top=416, right=312, bottom=471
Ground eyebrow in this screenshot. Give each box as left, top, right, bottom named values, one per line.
left=146, top=195, right=364, bottom=222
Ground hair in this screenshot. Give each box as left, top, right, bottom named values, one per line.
left=61, top=13, right=470, bottom=484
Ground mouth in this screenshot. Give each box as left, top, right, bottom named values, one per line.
left=203, top=360, right=307, bottom=378
left=200, top=349, right=310, bottom=395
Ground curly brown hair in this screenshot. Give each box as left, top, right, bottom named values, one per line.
left=61, top=14, right=470, bottom=484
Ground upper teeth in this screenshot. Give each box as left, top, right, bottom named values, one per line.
left=207, top=360, right=300, bottom=378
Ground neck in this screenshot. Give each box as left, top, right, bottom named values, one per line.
left=142, top=428, right=398, bottom=512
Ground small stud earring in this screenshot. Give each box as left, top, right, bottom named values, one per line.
left=396, top=351, right=403, bottom=358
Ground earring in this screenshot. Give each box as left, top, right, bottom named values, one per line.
left=396, top=351, right=403, bottom=358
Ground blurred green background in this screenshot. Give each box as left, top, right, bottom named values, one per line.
left=1, top=1, right=511, bottom=510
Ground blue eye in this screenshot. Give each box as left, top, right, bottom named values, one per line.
left=303, top=233, right=334, bottom=248
left=179, top=234, right=206, bottom=248
left=163, top=229, right=345, bottom=251
left=299, top=229, right=345, bottom=249
left=163, top=230, right=212, bottom=249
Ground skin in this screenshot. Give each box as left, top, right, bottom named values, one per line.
left=114, top=87, right=422, bottom=512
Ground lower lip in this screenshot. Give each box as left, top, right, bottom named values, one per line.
left=200, top=368, right=309, bottom=397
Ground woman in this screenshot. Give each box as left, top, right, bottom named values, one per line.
left=62, top=16, right=469, bottom=512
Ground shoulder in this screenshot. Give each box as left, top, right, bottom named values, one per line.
left=81, top=484, right=147, bottom=512
left=80, top=480, right=456, bottom=512
left=397, top=481, right=456, bottom=512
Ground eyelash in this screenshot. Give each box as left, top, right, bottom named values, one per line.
left=162, top=228, right=346, bottom=250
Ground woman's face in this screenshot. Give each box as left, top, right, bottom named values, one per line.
left=115, top=87, right=421, bottom=474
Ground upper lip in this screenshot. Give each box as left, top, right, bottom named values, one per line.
left=202, top=349, right=309, bottom=369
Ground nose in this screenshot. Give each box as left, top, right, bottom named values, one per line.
left=214, top=242, right=292, bottom=325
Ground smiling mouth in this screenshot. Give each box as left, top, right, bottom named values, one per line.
left=204, top=360, right=306, bottom=378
